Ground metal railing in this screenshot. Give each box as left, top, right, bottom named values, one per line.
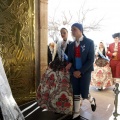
left=113, top=83, right=120, bottom=120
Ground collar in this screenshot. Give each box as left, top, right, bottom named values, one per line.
left=62, top=39, right=70, bottom=44
left=75, top=35, right=84, bottom=46
left=76, top=35, right=84, bottom=43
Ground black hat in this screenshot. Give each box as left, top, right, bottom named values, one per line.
left=112, top=33, right=120, bottom=38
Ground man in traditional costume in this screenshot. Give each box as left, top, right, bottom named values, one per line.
left=107, top=33, right=120, bottom=84
left=67, top=23, right=96, bottom=119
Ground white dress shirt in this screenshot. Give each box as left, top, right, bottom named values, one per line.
left=75, top=35, right=84, bottom=47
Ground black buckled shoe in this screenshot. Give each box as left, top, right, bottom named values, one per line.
left=91, top=98, right=96, bottom=112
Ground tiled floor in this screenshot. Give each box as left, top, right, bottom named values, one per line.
left=80, top=86, right=120, bottom=120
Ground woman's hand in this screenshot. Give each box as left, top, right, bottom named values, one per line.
left=65, top=63, right=72, bottom=71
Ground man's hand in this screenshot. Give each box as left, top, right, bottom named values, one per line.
left=112, top=52, right=117, bottom=56
left=73, top=71, right=81, bottom=78
left=107, top=51, right=110, bottom=54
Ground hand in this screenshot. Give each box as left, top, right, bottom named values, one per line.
left=65, top=63, right=72, bottom=71
left=107, top=51, right=110, bottom=54
left=73, top=71, right=81, bottom=78
left=73, top=73, right=80, bottom=78
left=112, top=52, right=117, bottom=56
left=95, top=52, right=98, bottom=56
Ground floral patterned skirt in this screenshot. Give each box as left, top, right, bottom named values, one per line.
left=91, top=64, right=114, bottom=89
left=36, top=68, right=73, bottom=114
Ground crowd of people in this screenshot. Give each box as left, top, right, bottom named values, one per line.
left=47, top=29, right=120, bottom=92
left=91, top=33, right=120, bottom=91
left=0, top=22, right=120, bottom=120
left=37, top=23, right=120, bottom=119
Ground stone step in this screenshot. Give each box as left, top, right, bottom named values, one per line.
left=19, top=100, right=88, bottom=120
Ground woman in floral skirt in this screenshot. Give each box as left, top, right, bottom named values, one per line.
left=37, top=28, right=73, bottom=115
left=91, top=41, right=113, bottom=90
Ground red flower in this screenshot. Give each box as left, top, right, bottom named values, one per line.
left=56, top=93, right=71, bottom=109
left=49, top=74, right=54, bottom=80
left=106, top=81, right=111, bottom=86
left=97, top=82, right=102, bottom=86
left=62, top=79, right=67, bottom=83
left=37, top=93, right=41, bottom=98
left=60, top=94, right=67, bottom=101
left=64, top=102, right=71, bottom=108
left=97, top=70, right=103, bottom=74
left=56, top=101, right=62, bottom=106
left=43, top=93, right=49, bottom=100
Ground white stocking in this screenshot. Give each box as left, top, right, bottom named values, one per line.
left=73, top=95, right=80, bottom=119
left=88, top=94, right=95, bottom=105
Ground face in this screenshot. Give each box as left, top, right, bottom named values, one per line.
left=99, top=42, right=104, bottom=48
left=71, top=26, right=82, bottom=38
left=60, top=29, right=68, bottom=40
left=114, top=37, right=120, bottom=43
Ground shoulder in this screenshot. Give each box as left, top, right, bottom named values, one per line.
left=67, top=40, right=73, bottom=44
left=69, top=41, right=75, bottom=46
left=67, top=41, right=74, bottom=50
left=109, top=43, right=114, bottom=47
left=83, top=36, right=94, bottom=46
left=56, top=40, right=62, bottom=48
left=57, top=40, right=61, bottom=45
left=84, top=36, right=93, bottom=43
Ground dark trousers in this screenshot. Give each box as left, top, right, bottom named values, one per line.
left=71, top=71, right=91, bottom=99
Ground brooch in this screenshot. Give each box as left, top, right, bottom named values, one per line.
left=81, top=44, right=85, bottom=52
